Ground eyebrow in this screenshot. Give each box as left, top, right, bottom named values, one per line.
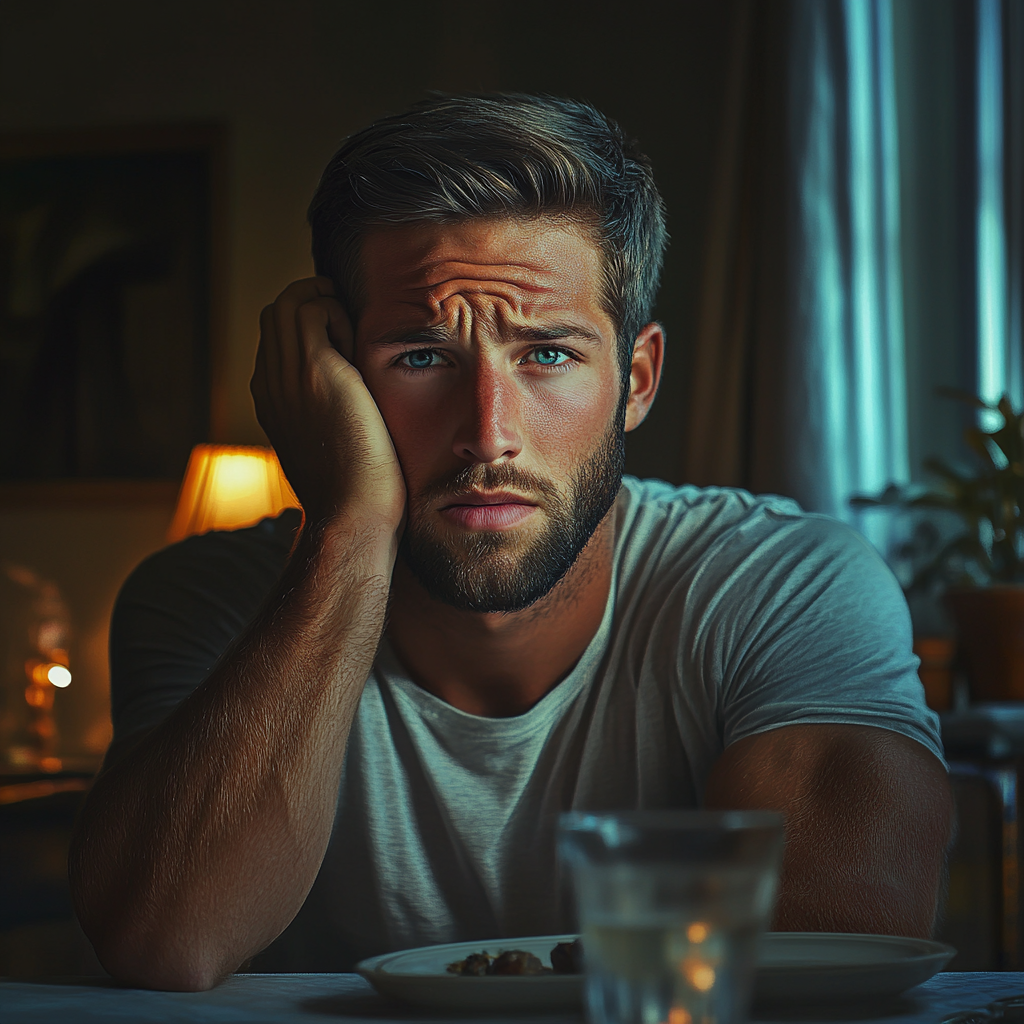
left=367, top=321, right=604, bottom=348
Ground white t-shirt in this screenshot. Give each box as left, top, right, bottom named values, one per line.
left=109, top=477, right=943, bottom=970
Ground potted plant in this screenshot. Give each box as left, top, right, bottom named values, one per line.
left=852, top=390, right=1024, bottom=702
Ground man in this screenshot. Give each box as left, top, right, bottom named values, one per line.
left=69, top=94, right=952, bottom=992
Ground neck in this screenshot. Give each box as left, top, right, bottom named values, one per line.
left=385, top=498, right=619, bottom=717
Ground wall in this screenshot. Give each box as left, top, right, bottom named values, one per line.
left=0, top=0, right=734, bottom=757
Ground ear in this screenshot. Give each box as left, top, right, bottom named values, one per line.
left=623, top=322, right=665, bottom=432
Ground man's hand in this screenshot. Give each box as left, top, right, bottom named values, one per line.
left=704, top=724, right=953, bottom=938
left=250, top=277, right=405, bottom=529
left=69, top=281, right=405, bottom=992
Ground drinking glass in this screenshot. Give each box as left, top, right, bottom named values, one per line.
left=558, top=810, right=784, bottom=1024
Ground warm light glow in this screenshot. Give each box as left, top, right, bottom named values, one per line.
left=666, top=1008, right=692, bottom=1024
left=681, top=957, right=716, bottom=992
left=25, top=685, right=50, bottom=708
left=47, top=664, right=72, bottom=688
left=167, top=444, right=301, bottom=542
left=29, top=660, right=71, bottom=686
left=686, top=922, right=709, bottom=944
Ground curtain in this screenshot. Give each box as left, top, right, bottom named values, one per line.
left=681, top=0, right=1024, bottom=554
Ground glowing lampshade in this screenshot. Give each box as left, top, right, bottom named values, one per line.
left=167, top=444, right=300, bottom=542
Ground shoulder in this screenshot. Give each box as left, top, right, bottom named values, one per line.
left=612, top=479, right=940, bottom=762
left=615, top=476, right=873, bottom=592
left=109, top=509, right=301, bottom=743
left=118, top=507, right=301, bottom=612
left=612, top=476, right=907, bottom=668
left=111, top=508, right=300, bottom=678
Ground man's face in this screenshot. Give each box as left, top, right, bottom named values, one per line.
left=354, top=217, right=627, bottom=612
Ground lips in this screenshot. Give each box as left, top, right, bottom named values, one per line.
left=439, top=491, right=538, bottom=530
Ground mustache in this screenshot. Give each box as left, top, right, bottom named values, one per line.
left=417, top=463, right=560, bottom=505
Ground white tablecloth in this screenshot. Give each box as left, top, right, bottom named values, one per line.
left=1, top=971, right=1021, bottom=1024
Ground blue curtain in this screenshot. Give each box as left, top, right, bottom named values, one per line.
left=787, top=0, right=909, bottom=536
left=975, top=0, right=1023, bottom=421
left=681, top=0, right=1024, bottom=574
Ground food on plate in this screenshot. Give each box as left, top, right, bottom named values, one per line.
left=446, top=939, right=584, bottom=976
left=447, top=951, right=499, bottom=976
left=549, top=938, right=584, bottom=974
left=446, top=950, right=548, bottom=975
left=491, top=950, right=548, bottom=975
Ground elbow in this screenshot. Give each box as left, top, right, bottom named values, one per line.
left=70, top=837, right=233, bottom=991
left=74, top=892, right=229, bottom=991
left=89, top=927, right=230, bottom=991
left=72, top=882, right=251, bottom=991
left=109, top=961, right=227, bottom=993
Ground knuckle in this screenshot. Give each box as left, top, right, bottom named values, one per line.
left=296, top=298, right=333, bottom=330
left=295, top=301, right=317, bottom=326
left=278, top=277, right=324, bottom=304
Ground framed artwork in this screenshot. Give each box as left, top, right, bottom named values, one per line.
left=0, top=125, right=225, bottom=492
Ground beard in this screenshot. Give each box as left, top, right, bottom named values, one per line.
left=398, top=419, right=625, bottom=613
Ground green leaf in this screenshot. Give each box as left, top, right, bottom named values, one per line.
left=965, top=428, right=1001, bottom=469
left=887, top=390, right=1024, bottom=586
left=997, top=393, right=1016, bottom=423
left=990, top=400, right=1024, bottom=464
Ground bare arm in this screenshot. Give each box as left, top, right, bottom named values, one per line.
left=703, top=723, right=953, bottom=937
left=69, top=279, right=405, bottom=991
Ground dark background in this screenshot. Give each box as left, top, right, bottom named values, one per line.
left=0, top=0, right=735, bottom=480
left=0, top=148, right=211, bottom=479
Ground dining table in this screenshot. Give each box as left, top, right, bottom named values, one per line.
left=1, top=971, right=1021, bottom=1024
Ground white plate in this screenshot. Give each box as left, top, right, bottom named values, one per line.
left=754, top=932, right=955, bottom=1002
left=357, top=934, right=583, bottom=1011
left=356, top=932, right=956, bottom=1012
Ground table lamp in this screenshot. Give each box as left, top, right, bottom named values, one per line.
left=167, top=444, right=301, bottom=542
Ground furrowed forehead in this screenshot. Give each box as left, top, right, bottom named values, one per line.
left=335, top=212, right=611, bottom=325
left=352, top=217, right=615, bottom=346
left=364, top=217, right=602, bottom=299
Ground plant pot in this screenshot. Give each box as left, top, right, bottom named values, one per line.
left=912, top=637, right=955, bottom=711
left=944, top=586, right=1024, bottom=702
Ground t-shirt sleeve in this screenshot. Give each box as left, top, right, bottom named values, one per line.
left=702, top=510, right=944, bottom=764
left=108, top=512, right=298, bottom=744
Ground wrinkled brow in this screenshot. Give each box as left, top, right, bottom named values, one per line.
left=367, top=321, right=604, bottom=347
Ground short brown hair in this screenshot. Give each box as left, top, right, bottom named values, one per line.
left=308, top=93, right=668, bottom=375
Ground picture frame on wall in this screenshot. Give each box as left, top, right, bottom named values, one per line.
left=0, top=124, right=226, bottom=500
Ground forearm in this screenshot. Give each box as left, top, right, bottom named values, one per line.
left=69, top=516, right=395, bottom=990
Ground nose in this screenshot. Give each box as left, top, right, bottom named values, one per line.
left=452, top=360, right=523, bottom=464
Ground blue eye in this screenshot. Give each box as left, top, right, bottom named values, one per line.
left=531, top=347, right=571, bottom=366
left=403, top=349, right=439, bottom=369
